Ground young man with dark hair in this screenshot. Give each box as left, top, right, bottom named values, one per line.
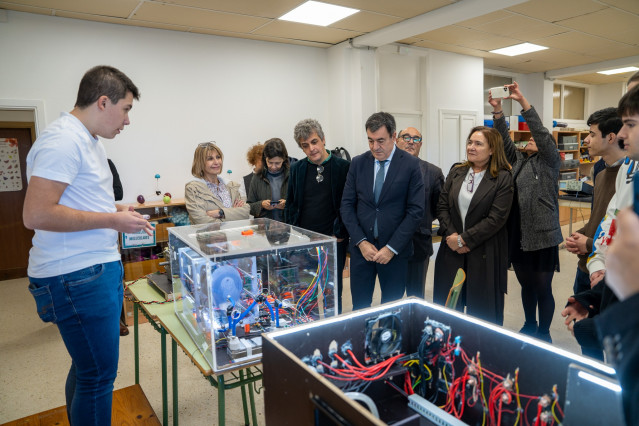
left=341, top=112, right=424, bottom=310
left=595, top=85, right=639, bottom=426
left=23, top=65, right=151, bottom=425
left=562, top=107, right=624, bottom=360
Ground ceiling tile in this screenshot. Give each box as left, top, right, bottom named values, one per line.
left=253, top=20, right=362, bottom=44
left=556, top=8, right=639, bottom=44
left=329, top=0, right=454, bottom=19
left=329, top=10, right=402, bottom=33
left=0, top=2, right=52, bottom=15
left=156, top=0, right=302, bottom=19
left=411, top=39, right=487, bottom=58
left=600, top=0, right=639, bottom=14
left=413, top=25, right=495, bottom=45
left=455, top=10, right=514, bottom=29
left=132, top=2, right=271, bottom=32
left=0, top=0, right=139, bottom=18
left=506, top=0, right=606, bottom=23
left=563, top=72, right=631, bottom=85
left=191, top=28, right=332, bottom=48
left=396, top=37, right=422, bottom=45
left=534, top=31, right=636, bottom=56
left=474, top=16, right=565, bottom=40
left=55, top=11, right=190, bottom=32
left=460, top=34, right=525, bottom=51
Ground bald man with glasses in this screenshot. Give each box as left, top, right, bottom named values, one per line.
left=397, top=127, right=444, bottom=299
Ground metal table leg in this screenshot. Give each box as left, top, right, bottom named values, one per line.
left=172, top=339, right=178, bottom=426
left=239, top=370, right=249, bottom=425
left=218, top=375, right=226, bottom=426
left=134, top=302, right=139, bottom=385
left=161, top=327, right=168, bottom=426
left=248, top=369, right=257, bottom=425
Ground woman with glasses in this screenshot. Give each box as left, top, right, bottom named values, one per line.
left=247, top=138, right=289, bottom=221
left=433, top=126, right=513, bottom=326
left=489, top=82, right=562, bottom=343
left=185, top=142, right=250, bottom=224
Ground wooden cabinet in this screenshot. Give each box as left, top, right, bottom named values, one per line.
left=119, top=198, right=185, bottom=281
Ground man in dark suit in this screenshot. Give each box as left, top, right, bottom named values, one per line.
left=396, top=127, right=444, bottom=299
left=284, top=118, right=350, bottom=313
left=341, top=112, right=424, bottom=310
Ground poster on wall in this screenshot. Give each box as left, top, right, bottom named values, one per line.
left=0, top=138, right=23, bottom=192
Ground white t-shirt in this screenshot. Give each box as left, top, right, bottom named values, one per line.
left=458, top=168, right=485, bottom=231
left=26, top=112, right=120, bottom=278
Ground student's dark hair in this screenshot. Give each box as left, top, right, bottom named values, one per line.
left=587, top=107, right=622, bottom=138
left=627, top=71, right=639, bottom=87
left=75, top=65, right=140, bottom=108
left=262, top=138, right=289, bottom=173
left=618, top=85, right=639, bottom=118
left=365, top=112, right=396, bottom=136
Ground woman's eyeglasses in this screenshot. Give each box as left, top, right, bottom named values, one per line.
left=467, top=171, right=475, bottom=193
left=316, top=165, right=324, bottom=183
left=401, top=135, right=422, bottom=144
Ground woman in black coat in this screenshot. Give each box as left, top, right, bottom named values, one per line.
left=490, top=82, right=563, bottom=342
left=247, top=138, right=289, bottom=221
left=433, top=126, right=514, bottom=325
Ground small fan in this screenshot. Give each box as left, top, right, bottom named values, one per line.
left=210, top=265, right=243, bottom=308
left=364, top=313, right=402, bottom=363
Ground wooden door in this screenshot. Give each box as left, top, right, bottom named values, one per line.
left=0, top=122, right=35, bottom=280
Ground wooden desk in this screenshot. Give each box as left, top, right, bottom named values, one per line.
left=127, top=279, right=262, bottom=426
left=558, top=198, right=592, bottom=235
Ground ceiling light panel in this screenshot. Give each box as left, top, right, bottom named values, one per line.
left=279, top=1, right=358, bottom=27
left=490, top=42, right=548, bottom=56
left=597, top=66, right=639, bottom=75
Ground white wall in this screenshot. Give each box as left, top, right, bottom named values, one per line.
left=424, top=49, right=484, bottom=173
left=590, top=82, right=626, bottom=113
left=0, top=11, right=329, bottom=202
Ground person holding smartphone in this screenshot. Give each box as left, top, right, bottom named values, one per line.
left=247, top=138, right=289, bottom=221
left=489, top=82, right=563, bottom=343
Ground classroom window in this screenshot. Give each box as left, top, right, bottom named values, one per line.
left=553, top=84, right=585, bottom=120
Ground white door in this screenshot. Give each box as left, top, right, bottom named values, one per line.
left=439, top=109, right=477, bottom=174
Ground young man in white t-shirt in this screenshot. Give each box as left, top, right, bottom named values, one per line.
left=23, top=65, right=152, bottom=426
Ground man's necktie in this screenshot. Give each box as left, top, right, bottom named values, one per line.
left=373, top=160, right=387, bottom=238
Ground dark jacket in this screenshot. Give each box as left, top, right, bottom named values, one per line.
left=108, top=159, right=123, bottom=201
left=596, top=292, right=639, bottom=426
left=285, top=154, right=350, bottom=239
left=433, top=166, right=514, bottom=325
left=247, top=169, right=289, bottom=220
left=341, top=148, right=424, bottom=257
left=495, top=107, right=563, bottom=251
left=411, top=158, right=444, bottom=260
left=572, top=278, right=618, bottom=350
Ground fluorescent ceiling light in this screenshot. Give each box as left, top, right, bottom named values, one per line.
left=490, top=43, right=548, bottom=56
left=597, top=66, right=639, bottom=75
left=279, top=1, right=359, bottom=27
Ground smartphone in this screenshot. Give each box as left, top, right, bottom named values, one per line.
left=489, top=86, right=509, bottom=99
left=270, top=201, right=280, bottom=206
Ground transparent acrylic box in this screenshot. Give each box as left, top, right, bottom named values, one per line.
left=168, top=218, right=337, bottom=373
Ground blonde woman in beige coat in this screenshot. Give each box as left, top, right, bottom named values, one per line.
left=185, top=142, right=250, bottom=224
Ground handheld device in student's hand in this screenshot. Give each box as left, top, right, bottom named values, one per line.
left=489, top=86, right=509, bottom=99
left=634, top=173, right=639, bottom=215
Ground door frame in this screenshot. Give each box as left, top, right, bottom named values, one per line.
left=0, top=99, right=46, bottom=136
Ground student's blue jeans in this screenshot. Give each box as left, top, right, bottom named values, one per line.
left=28, top=261, right=123, bottom=426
